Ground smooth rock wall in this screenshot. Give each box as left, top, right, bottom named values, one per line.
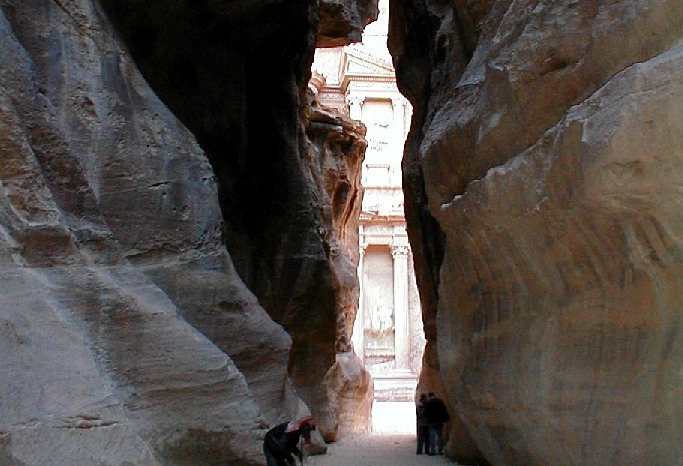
left=438, top=45, right=683, bottom=466
left=389, top=0, right=683, bottom=465
left=0, top=0, right=302, bottom=463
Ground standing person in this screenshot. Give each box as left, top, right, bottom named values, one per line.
left=263, top=415, right=315, bottom=466
left=425, top=392, right=450, bottom=455
left=415, top=393, right=430, bottom=454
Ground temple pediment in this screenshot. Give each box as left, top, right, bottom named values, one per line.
left=344, top=46, right=394, bottom=76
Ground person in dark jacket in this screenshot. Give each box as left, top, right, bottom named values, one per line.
left=424, top=392, right=450, bottom=455
left=263, top=416, right=315, bottom=466
left=415, top=393, right=430, bottom=454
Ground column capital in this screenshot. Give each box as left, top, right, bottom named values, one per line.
left=391, top=244, right=410, bottom=258
left=391, top=95, right=409, bottom=109
left=346, top=94, right=365, bottom=120
left=346, top=94, right=365, bottom=106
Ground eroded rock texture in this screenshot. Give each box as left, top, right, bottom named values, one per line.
left=305, top=101, right=373, bottom=439
left=389, top=0, right=683, bottom=465
left=98, top=0, right=376, bottom=440
left=0, top=1, right=271, bottom=463
left=319, top=0, right=380, bottom=47
left=0, top=0, right=375, bottom=463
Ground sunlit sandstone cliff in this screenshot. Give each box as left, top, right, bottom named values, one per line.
left=0, top=0, right=375, bottom=464
left=389, top=0, right=683, bottom=465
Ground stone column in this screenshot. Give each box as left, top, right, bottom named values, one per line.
left=391, top=96, right=407, bottom=141
left=391, top=96, right=408, bottom=185
left=391, top=243, right=410, bottom=370
left=347, top=94, right=365, bottom=121
left=353, top=241, right=367, bottom=362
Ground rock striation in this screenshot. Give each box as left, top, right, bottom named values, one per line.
left=389, top=0, right=683, bottom=465
left=0, top=0, right=271, bottom=463
left=12, top=0, right=680, bottom=463
left=0, top=0, right=376, bottom=464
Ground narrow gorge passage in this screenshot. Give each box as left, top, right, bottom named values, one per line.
left=3, top=0, right=682, bottom=464
left=306, top=435, right=461, bottom=466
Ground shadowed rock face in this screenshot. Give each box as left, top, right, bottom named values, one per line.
left=389, top=0, right=683, bottom=465
left=319, top=0, right=380, bottom=46
left=0, top=0, right=375, bottom=463
left=98, top=0, right=377, bottom=436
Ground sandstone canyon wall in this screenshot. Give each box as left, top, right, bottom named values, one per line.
left=97, top=0, right=376, bottom=442
left=389, top=0, right=683, bottom=465
left=0, top=0, right=375, bottom=464
left=304, top=100, right=374, bottom=438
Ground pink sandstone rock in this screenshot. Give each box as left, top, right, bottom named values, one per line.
left=390, top=0, right=683, bottom=464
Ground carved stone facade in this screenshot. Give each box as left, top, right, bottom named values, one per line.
left=310, top=0, right=424, bottom=402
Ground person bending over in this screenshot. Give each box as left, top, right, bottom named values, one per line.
left=263, top=416, right=315, bottom=466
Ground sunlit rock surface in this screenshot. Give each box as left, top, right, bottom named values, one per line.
left=389, top=0, right=683, bottom=465
left=0, top=1, right=272, bottom=464
left=305, top=101, right=373, bottom=439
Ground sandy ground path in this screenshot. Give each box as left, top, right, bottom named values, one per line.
left=304, top=434, right=459, bottom=466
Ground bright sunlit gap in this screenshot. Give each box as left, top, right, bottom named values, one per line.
left=310, top=0, right=425, bottom=436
